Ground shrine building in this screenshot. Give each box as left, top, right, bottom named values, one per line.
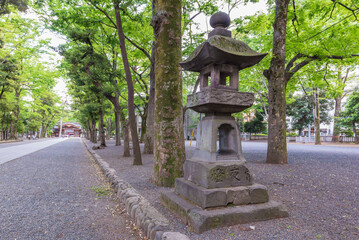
left=52, top=122, right=82, bottom=137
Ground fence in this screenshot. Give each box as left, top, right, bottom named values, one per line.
left=242, top=135, right=357, bottom=143
left=295, top=136, right=357, bottom=143
left=247, top=135, right=268, bottom=141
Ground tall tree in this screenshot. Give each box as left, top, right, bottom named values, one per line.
left=143, top=0, right=156, bottom=155
left=151, top=0, right=186, bottom=187
left=339, top=91, right=359, bottom=144
left=42, top=0, right=152, bottom=161
left=287, top=92, right=333, bottom=136
left=97, top=96, right=107, bottom=147
left=264, top=0, right=290, bottom=164
left=113, top=0, right=142, bottom=165
left=0, top=11, right=59, bottom=140
left=235, top=0, right=359, bottom=163
left=324, top=66, right=356, bottom=142
left=296, top=63, right=331, bottom=144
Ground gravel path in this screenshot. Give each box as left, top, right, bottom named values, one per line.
left=85, top=139, right=359, bottom=240
left=0, top=138, right=141, bottom=240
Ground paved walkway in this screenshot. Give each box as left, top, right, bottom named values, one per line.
left=0, top=138, right=68, bottom=165
left=0, top=138, right=140, bottom=240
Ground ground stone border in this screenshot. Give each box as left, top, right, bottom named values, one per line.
left=0, top=139, right=23, bottom=144
left=82, top=139, right=190, bottom=240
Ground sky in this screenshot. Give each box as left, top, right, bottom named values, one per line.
left=196, top=1, right=268, bottom=32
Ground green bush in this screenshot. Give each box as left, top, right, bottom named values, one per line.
left=252, top=134, right=268, bottom=137
left=340, top=130, right=353, bottom=137
left=286, top=132, right=298, bottom=137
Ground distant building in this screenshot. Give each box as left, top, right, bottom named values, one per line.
left=52, top=122, right=82, bottom=137
left=303, top=127, right=329, bottom=137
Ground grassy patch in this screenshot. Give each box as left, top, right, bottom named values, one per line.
left=91, top=186, right=109, bottom=198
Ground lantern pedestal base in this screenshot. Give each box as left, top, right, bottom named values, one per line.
left=161, top=191, right=289, bottom=234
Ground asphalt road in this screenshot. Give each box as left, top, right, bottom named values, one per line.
left=0, top=139, right=51, bottom=149
left=0, top=138, right=140, bottom=240
left=0, top=138, right=69, bottom=165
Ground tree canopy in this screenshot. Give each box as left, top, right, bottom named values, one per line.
left=0, top=9, right=61, bottom=140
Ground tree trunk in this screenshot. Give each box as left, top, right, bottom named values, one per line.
left=87, top=120, right=92, bottom=140
left=109, top=57, right=122, bottom=146
left=101, top=93, right=122, bottom=146
left=1, top=112, right=5, bottom=140
left=152, top=0, right=186, bottom=187
left=9, top=120, right=17, bottom=140
left=43, top=113, right=56, bottom=138
left=91, top=118, right=97, bottom=143
left=143, top=0, right=156, bottom=153
left=265, top=0, right=290, bottom=164
left=332, top=97, right=342, bottom=142
left=105, top=115, right=111, bottom=140
left=314, top=87, right=321, bottom=145
left=99, top=106, right=106, bottom=147
left=119, top=108, right=130, bottom=157
left=114, top=2, right=142, bottom=165
left=41, top=124, right=46, bottom=138
left=7, top=118, right=11, bottom=139
left=353, top=123, right=359, bottom=144
left=9, top=91, right=20, bottom=140
left=114, top=110, right=121, bottom=145
left=140, top=111, right=147, bottom=143
left=298, top=128, right=302, bottom=137
left=111, top=100, right=123, bottom=146
left=143, top=45, right=155, bottom=154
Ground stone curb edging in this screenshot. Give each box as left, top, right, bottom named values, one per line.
left=0, top=139, right=23, bottom=144
left=81, top=139, right=190, bottom=240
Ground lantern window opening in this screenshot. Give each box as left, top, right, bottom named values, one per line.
left=217, top=123, right=236, bottom=155
left=220, top=72, right=231, bottom=86
left=202, top=73, right=211, bottom=88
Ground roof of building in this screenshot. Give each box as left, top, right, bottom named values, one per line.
left=53, top=122, right=82, bottom=130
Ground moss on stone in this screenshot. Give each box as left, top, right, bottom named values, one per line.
left=210, top=217, right=222, bottom=228
left=209, top=167, right=227, bottom=182
left=208, top=35, right=260, bottom=56
left=182, top=35, right=265, bottom=64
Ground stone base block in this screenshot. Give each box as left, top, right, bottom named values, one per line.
left=184, top=160, right=252, bottom=189
left=191, top=114, right=245, bottom=162
left=175, top=178, right=268, bottom=209
left=161, top=191, right=288, bottom=234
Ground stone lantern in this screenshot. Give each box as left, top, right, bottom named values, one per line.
left=161, top=12, right=288, bottom=233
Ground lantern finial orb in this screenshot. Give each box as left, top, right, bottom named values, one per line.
left=210, top=12, right=230, bottom=28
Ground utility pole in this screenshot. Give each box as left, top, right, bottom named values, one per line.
left=59, top=97, right=68, bottom=138
left=59, top=117, right=63, bottom=138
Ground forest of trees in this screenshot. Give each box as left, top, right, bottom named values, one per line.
left=1, top=0, right=358, bottom=185
left=0, top=3, right=63, bottom=140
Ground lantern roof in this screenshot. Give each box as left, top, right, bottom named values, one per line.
left=180, top=35, right=267, bottom=72
left=180, top=12, right=267, bottom=72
